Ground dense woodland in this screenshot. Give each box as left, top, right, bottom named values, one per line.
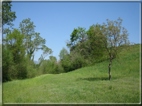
left=2, top=2, right=130, bottom=82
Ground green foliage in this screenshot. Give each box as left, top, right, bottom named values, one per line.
left=102, top=18, right=129, bottom=58
left=26, top=59, right=38, bottom=78
left=2, top=29, right=26, bottom=81
left=6, top=29, right=25, bottom=63
left=39, top=56, right=64, bottom=74
left=64, top=18, right=129, bottom=76
left=70, top=51, right=87, bottom=70
left=19, top=18, right=52, bottom=60
left=101, top=18, right=129, bottom=80
left=16, top=62, right=27, bottom=79
left=60, top=54, right=72, bottom=72
left=67, top=27, right=87, bottom=51
left=55, top=62, right=64, bottom=73
left=59, top=47, right=69, bottom=60
left=2, top=1, right=16, bottom=25
left=2, top=17, right=130, bottom=83
left=87, top=24, right=107, bottom=63
left=2, top=18, right=52, bottom=82
left=2, top=45, right=13, bottom=82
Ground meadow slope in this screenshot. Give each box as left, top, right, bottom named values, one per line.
left=3, top=44, right=141, bottom=103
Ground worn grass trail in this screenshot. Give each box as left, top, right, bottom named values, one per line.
left=3, top=44, right=140, bottom=103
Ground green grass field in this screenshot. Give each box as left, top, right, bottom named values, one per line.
left=3, top=44, right=141, bottom=103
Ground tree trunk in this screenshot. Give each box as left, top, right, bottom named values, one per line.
left=108, top=62, right=111, bottom=80
left=108, top=55, right=112, bottom=80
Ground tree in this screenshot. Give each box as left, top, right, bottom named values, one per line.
left=67, top=27, right=87, bottom=52
left=66, top=27, right=91, bottom=71
left=101, top=18, right=129, bottom=80
left=87, top=24, right=107, bottom=63
left=2, top=1, right=16, bottom=26
left=19, top=18, right=52, bottom=60
left=5, top=29, right=25, bottom=63
left=67, top=27, right=89, bottom=61
left=2, top=45, right=13, bottom=82
left=2, top=29, right=26, bottom=81
left=59, top=47, right=69, bottom=60
left=2, top=1, right=17, bottom=81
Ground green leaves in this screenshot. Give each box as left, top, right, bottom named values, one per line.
left=59, top=47, right=69, bottom=60
left=19, top=18, right=52, bottom=60
left=2, top=1, right=16, bottom=25
left=67, top=27, right=87, bottom=49
left=65, top=17, right=129, bottom=73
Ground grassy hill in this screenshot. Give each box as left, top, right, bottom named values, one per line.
left=3, top=44, right=141, bottom=103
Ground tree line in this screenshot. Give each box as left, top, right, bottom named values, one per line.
left=2, top=1, right=129, bottom=82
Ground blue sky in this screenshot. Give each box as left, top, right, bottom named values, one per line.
left=11, top=1, right=140, bottom=61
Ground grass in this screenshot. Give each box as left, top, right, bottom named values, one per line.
left=3, top=44, right=141, bottom=103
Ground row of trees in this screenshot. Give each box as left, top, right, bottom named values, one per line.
left=2, top=1, right=52, bottom=82
left=59, top=19, right=129, bottom=80
left=2, top=1, right=129, bottom=82
left=39, top=18, right=129, bottom=81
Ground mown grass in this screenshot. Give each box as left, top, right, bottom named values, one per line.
left=3, top=44, right=141, bottom=103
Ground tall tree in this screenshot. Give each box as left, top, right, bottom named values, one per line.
left=2, top=1, right=17, bottom=81
left=2, top=1, right=16, bottom=26
left=19, top=18, right=52, bottom=60
left=102, top=18, right=129, bottom=80
left=2, top=29, right=26, bottom=81
left=5, top=29, right=25, bottom=64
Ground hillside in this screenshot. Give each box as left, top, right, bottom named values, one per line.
left=3, top=44, right=141, bottom=103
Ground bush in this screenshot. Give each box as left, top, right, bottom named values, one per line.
left=17, top=63, right=27, bottom=79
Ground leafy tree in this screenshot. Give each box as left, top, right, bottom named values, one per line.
left=2, top=1, right=16, bottom=26
left=2, top=29, right=26, bottom=81
left=61, top=54, right=72, bottom=72
left=67, top=27, right=89, bottom=62
left=101, top=18, right=129, bottom=80
left=2, top=45, right=13, bottom=82
left=70, top=50, right=86, bottom=70
left=5, top=29, right=25, bottom=64
left=2, top=1, right=17, bottom=81
left=39, top=56, right=59, bottom=74
left=67, top=27, right=87, bottom=52
left=59, top=47, right=69, bottom=60
left=19, top=18, right=52, bottom=60
left=87, top=24, right=107, bottom=63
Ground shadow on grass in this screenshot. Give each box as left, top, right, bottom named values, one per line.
left=77, top=77, right=117, bottom=81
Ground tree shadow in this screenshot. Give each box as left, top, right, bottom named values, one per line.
left=77, top=76, right=117, bottom=81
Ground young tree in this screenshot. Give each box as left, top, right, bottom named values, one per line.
left=102, top=18, right=129, bottom=80
left=59, top=47, right=69, bottom=60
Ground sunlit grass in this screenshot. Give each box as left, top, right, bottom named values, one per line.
left=3, top=44, right=141, bottom=103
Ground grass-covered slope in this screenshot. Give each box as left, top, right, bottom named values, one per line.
left=3, top=44, right=141, bottom=103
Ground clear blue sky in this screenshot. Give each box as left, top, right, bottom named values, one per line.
left=11, top=1, right=140, bottom=61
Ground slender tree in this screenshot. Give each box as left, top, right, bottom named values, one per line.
left=101, top=18, right=129, bottom=80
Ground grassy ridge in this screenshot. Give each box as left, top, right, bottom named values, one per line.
left=3, top=44, right=141, bottom=103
